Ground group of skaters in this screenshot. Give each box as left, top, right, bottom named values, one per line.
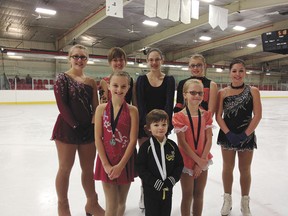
left=51, top=44, right=262, bottom=216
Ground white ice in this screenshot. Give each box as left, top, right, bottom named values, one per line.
left=0, top=98, right=287, bottom=216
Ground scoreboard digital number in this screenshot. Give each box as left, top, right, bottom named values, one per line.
left=261, top=29, right=288, bottom=54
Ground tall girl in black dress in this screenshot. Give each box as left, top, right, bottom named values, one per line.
left=136, top=48, right=175, bottom=146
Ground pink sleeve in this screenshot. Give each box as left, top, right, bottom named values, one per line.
left=172, top=112, right=188, bottom=133
left=172, top=113, right=184, bottom=128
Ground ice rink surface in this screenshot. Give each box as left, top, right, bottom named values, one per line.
left=0, top=98, right=287, bottom=216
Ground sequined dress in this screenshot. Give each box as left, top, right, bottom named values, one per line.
left=217, top=85, right=257, bottom=151
left=94, top=101, right=136, bottom=184
left=51, top=73, right=95, bottom=144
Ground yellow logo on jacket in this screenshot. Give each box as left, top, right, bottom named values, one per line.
left=166, top=151, right=175, bottom=161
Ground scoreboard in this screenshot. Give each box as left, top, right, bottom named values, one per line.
left=261, top=29, right=288, bottom=54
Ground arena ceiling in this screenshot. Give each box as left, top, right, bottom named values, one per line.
left=1, top=0, right=288, bottom=72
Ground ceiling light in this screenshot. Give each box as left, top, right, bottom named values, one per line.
left=247, top=43, right=257, bottom=48
left=143, top=20, right=158, bottom=27
left=233, top=26, right=246, bottom=31
left=35, top=7, right=56, bottom=15
left=216, top=68, right=223, bottom=72
left=199, top=36, right=211, bottom=41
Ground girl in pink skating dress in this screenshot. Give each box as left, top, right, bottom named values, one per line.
left=173, top=79, right=214, bottom=216
left=94, top=100, right=136, bottom=184
left=94, top=71, right=138, bottom=216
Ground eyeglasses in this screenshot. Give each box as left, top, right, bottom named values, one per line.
left=71, top=55, right=88, bottom=61
left=189, top=64, right=203, bottom=69
left=186, top=91, right=204, bottom=96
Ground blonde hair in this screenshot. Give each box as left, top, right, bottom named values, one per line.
left=183, top=79, right=203, bottom=93
left=189, top=53, right=206, bottom=65
left=68, top=44, right=89, bottom=58
left=189, top=53, right=206, bottom=76
left=109, top=71, right=131, bottom=85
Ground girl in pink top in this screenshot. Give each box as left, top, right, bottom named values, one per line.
left=173, top=79, right=213, bottom=216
